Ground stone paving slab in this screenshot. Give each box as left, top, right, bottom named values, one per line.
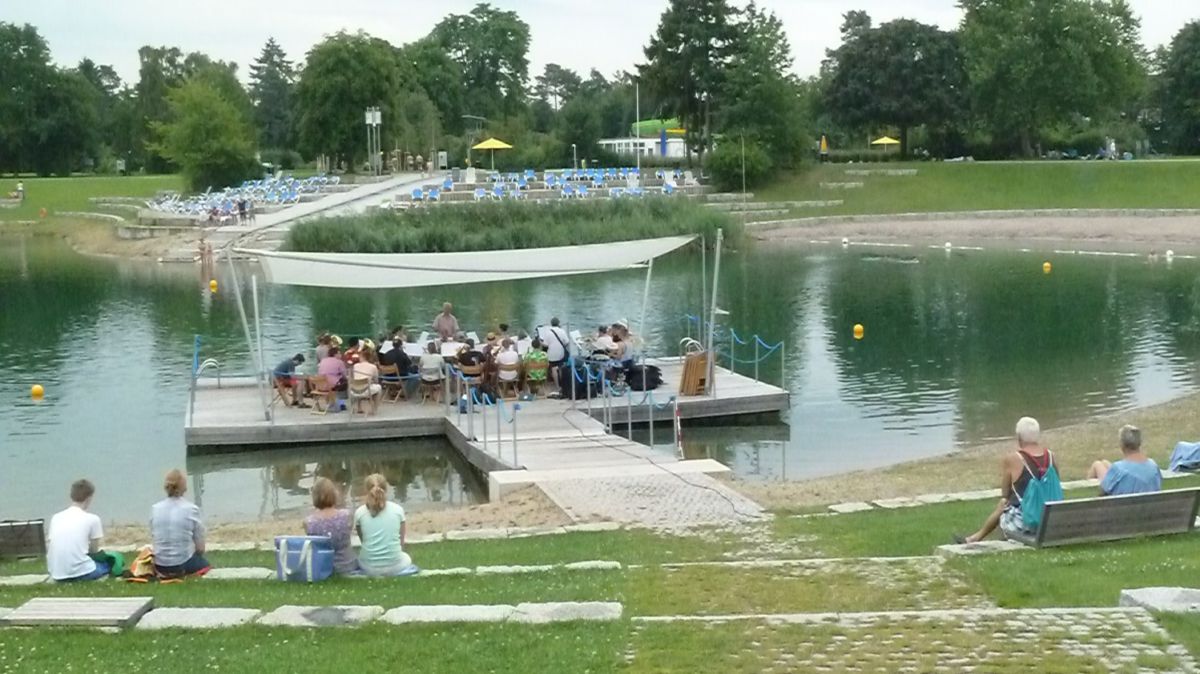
left=382, top=604, right=516, bottom=624
left=136, top=608, right=262, bottom=630
left=828, top=502, right=874, bottom=514
left=444, top=528, right=509, bottom=541
left=1120, top=587, right=1200, bottom=612
left=537, top=473, right=766, bottom=530
left=936, top=541, right=1029, bottom=557
left=872, top=497, right=922, bottom=509
left=510, top=601, right=623, bottom=624
left=477, top=564, right=555, bottom=575
left=563, top=522, right=622, bottom=533
left=258, top=605, right=384, bottom=627
left=419, top=567, right=473, bottom=577
left=0, top=574, right=49, bottom=587
left=563, top=560, right=622, bottom=571
left=204, top=567, right=274, bottom=580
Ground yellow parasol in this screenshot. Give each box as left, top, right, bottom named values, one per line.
left=871, top=136, right=900, bottom=151
left=471, top=137, right=514, bottom=170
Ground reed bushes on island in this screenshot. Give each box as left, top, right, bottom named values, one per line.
left=285, top=198, right=739, bottom=253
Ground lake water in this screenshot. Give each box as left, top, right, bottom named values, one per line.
left=3, top=235, right=1199, bottom=523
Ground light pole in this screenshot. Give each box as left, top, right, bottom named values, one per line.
left=364, top=106, right=382, bottom=175
left=571, top=143, right=577, bottom=170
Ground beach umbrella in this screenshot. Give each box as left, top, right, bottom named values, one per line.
left=871, top=136, right=901, bottom=152
left=472, top=137, right=514, bottom=171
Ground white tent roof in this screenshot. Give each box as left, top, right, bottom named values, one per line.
left=238, top=235, right=695, bottom=289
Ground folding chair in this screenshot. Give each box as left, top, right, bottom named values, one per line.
left=307, top=376, right=335, bottom=415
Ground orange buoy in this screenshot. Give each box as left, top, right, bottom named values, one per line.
left=1043, top=261, right=1052, bottom=275
left=31, top=384, right=44, bottom=399
left=39, top=207, right=47, bottom=219
left=209, top=279, right=218, bottom=293
left=853, top=324, right=865, bottom=340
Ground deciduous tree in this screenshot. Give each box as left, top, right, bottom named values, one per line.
left=432, top=3, right=530, bottom=119
left=152, top=78, right=258, bottom=191
left=1160, top=21, right=1200, bottom=153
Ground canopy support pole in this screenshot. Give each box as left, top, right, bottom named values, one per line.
left=700, top=235, right=707, bottom=344
left=226, top=249, right=272, bottom=422
left=639, top=257, right=654, bottom=346
left=705, top=229, right=723, bottom=397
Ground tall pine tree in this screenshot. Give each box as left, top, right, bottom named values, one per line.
left=249, top=38, right=296, bottom=150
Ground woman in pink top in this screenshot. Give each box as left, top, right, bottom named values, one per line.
left=318, top=345, right=348, bottom=390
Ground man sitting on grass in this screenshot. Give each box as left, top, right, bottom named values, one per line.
left=956, top=416, right=1060, bottom=543
left=1086, top=424, right=1162, bottom=496
left=47, top=479, right=108, bottom=582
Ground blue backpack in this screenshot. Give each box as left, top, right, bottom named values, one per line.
left=274, top=536, right=335, bottom=582
left=1016, top=450, right=1063, bottom=531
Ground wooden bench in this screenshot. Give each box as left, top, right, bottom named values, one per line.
left=1, top=597, right=155, bottom=628
left=0, top=519, right=45, bottom=559
left=1010, top=487, right=1200, bottom=548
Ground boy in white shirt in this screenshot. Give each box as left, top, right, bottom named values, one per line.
left=47, top=479, right=109, bottom=582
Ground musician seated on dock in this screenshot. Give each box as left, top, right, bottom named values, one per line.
left=273, top=353, right=307, bottom=407
left=457, top=339, right=483, bottom=367
left=1086, top=425, right=1162, bottom=496
left=319, top=345, right=348, bottom=391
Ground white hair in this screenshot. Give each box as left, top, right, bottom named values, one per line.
left=1015, top=417, right=1040, bottom=445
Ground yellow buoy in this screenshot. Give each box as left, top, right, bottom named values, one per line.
left=1043, top=261, right=1052, bottom=274
left=31, top=384, right=44, bottom=399
left=853, top=324, right=865, bottom=340
left=209, top=279, right=218, bottom=293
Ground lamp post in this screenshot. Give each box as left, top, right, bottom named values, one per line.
left=571, top=143, right=577, bottom=170
left=364, top=106, right=382, bottom=175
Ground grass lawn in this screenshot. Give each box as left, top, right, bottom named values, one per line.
left=0, top=174, right=183, bottom=222
left=754, top=160, right=1200, bottom=216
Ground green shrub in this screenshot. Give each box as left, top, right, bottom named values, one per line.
left=707, top=139, right=773, bottom=191
left=286, top=198, right=740, bottom=254
left=260, top=148, right=304, bottom=170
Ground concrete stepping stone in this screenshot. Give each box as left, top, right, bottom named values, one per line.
left=445, top=528, right=509, bottom=541
left=828, top=502, right=873, bottom=514
left=382, top=604, right=516, bottom=624
left=420, top=567, right=473, bottom=577
left=507, top=526, right=568, bottom=538
left=136, top=608, right=262, bottom=630
left=565, top=522, right=622, bottom=533
left=204, top=567, right=274, bottom=580
left=872, top=498, right=921, bottom=509
left=0, top=574, right=49, bottom=587
left=936, top=540, right=1029, bottom=557
left=563, top=560, right=621, bottom=571
left=206, top=542, right=259, bottom=552
left=405, top=533, right=444, bottom=545
left=476, top=564, right=556, bottom=575
left=258, top=605, right=384, bottom=627
left=510, top=602, right=623, bottom=624
left=1119, top=587, right=1200, bottom=612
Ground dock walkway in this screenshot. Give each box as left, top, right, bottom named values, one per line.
left=186, top=359, right=785, bottom=528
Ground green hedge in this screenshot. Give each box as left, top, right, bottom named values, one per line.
left=286, top=197, right=739, bottom=253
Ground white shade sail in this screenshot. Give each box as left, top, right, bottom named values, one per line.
left=238, top=235, right=695, bottom=289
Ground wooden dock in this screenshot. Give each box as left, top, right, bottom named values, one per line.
left=186, top=358, right=788, bottom=503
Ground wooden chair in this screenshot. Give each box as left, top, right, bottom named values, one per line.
left=497, top=362, right=521, bottom=398
left=378, top=364, right=407, bottom=403
left=347, top=376, right=373, bottom=415
left=524, top=360, right=549, bottom=396
left=307, top=376, right=335, bottom=415
left=420, top=377, right=443, bottom=404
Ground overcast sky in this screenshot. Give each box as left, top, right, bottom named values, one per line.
left=9, top=1, right=1196, bottom=85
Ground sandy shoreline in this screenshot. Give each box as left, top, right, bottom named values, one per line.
left=752, top=214, right=1200, bottom=252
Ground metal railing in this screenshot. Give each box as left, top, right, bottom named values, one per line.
left=569, top=357, right=682, bottom=457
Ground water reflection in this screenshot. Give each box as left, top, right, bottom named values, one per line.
left=187, top=440, right=484, bottom=523
left=4, top=235, right=1200, bottom=520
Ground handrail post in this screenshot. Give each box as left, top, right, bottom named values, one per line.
left=456, top=372, right=462, bottom=427
left=481, top=393, right=488, bottom=456
left=730, top=336, right=735, bottom=376
left=673, top=396, right=682, bottom=458
left=511, top=404, right=519, bottom=467
left=780, top=341, right=786, bottom=390
left=467, top=376, right=475, bottom=439
left=496, top=397, right=502, bottom=461
left=754, top=339, right=760, bottom=383
left=648, top=394, right=655, bottom=448
left=626, top=387, right=633, bottom=440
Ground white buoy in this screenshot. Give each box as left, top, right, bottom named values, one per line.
left=841, top=237, right=850, bottom=247
left=1166, top=249, right=1175, bottom=259
left=944, top=241, right=952, bottom=250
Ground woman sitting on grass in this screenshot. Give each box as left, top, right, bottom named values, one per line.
left=304, top=477, right=358, bottom=575
left=353, top=474, right=414, bottom=576
left=150, top=469, right=211, bottom=578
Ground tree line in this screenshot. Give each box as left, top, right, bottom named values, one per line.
left=2, top=0, right=1200, bottom=191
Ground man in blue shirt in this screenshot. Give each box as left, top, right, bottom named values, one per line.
left=1087, top=425, right=1162, bottom=496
